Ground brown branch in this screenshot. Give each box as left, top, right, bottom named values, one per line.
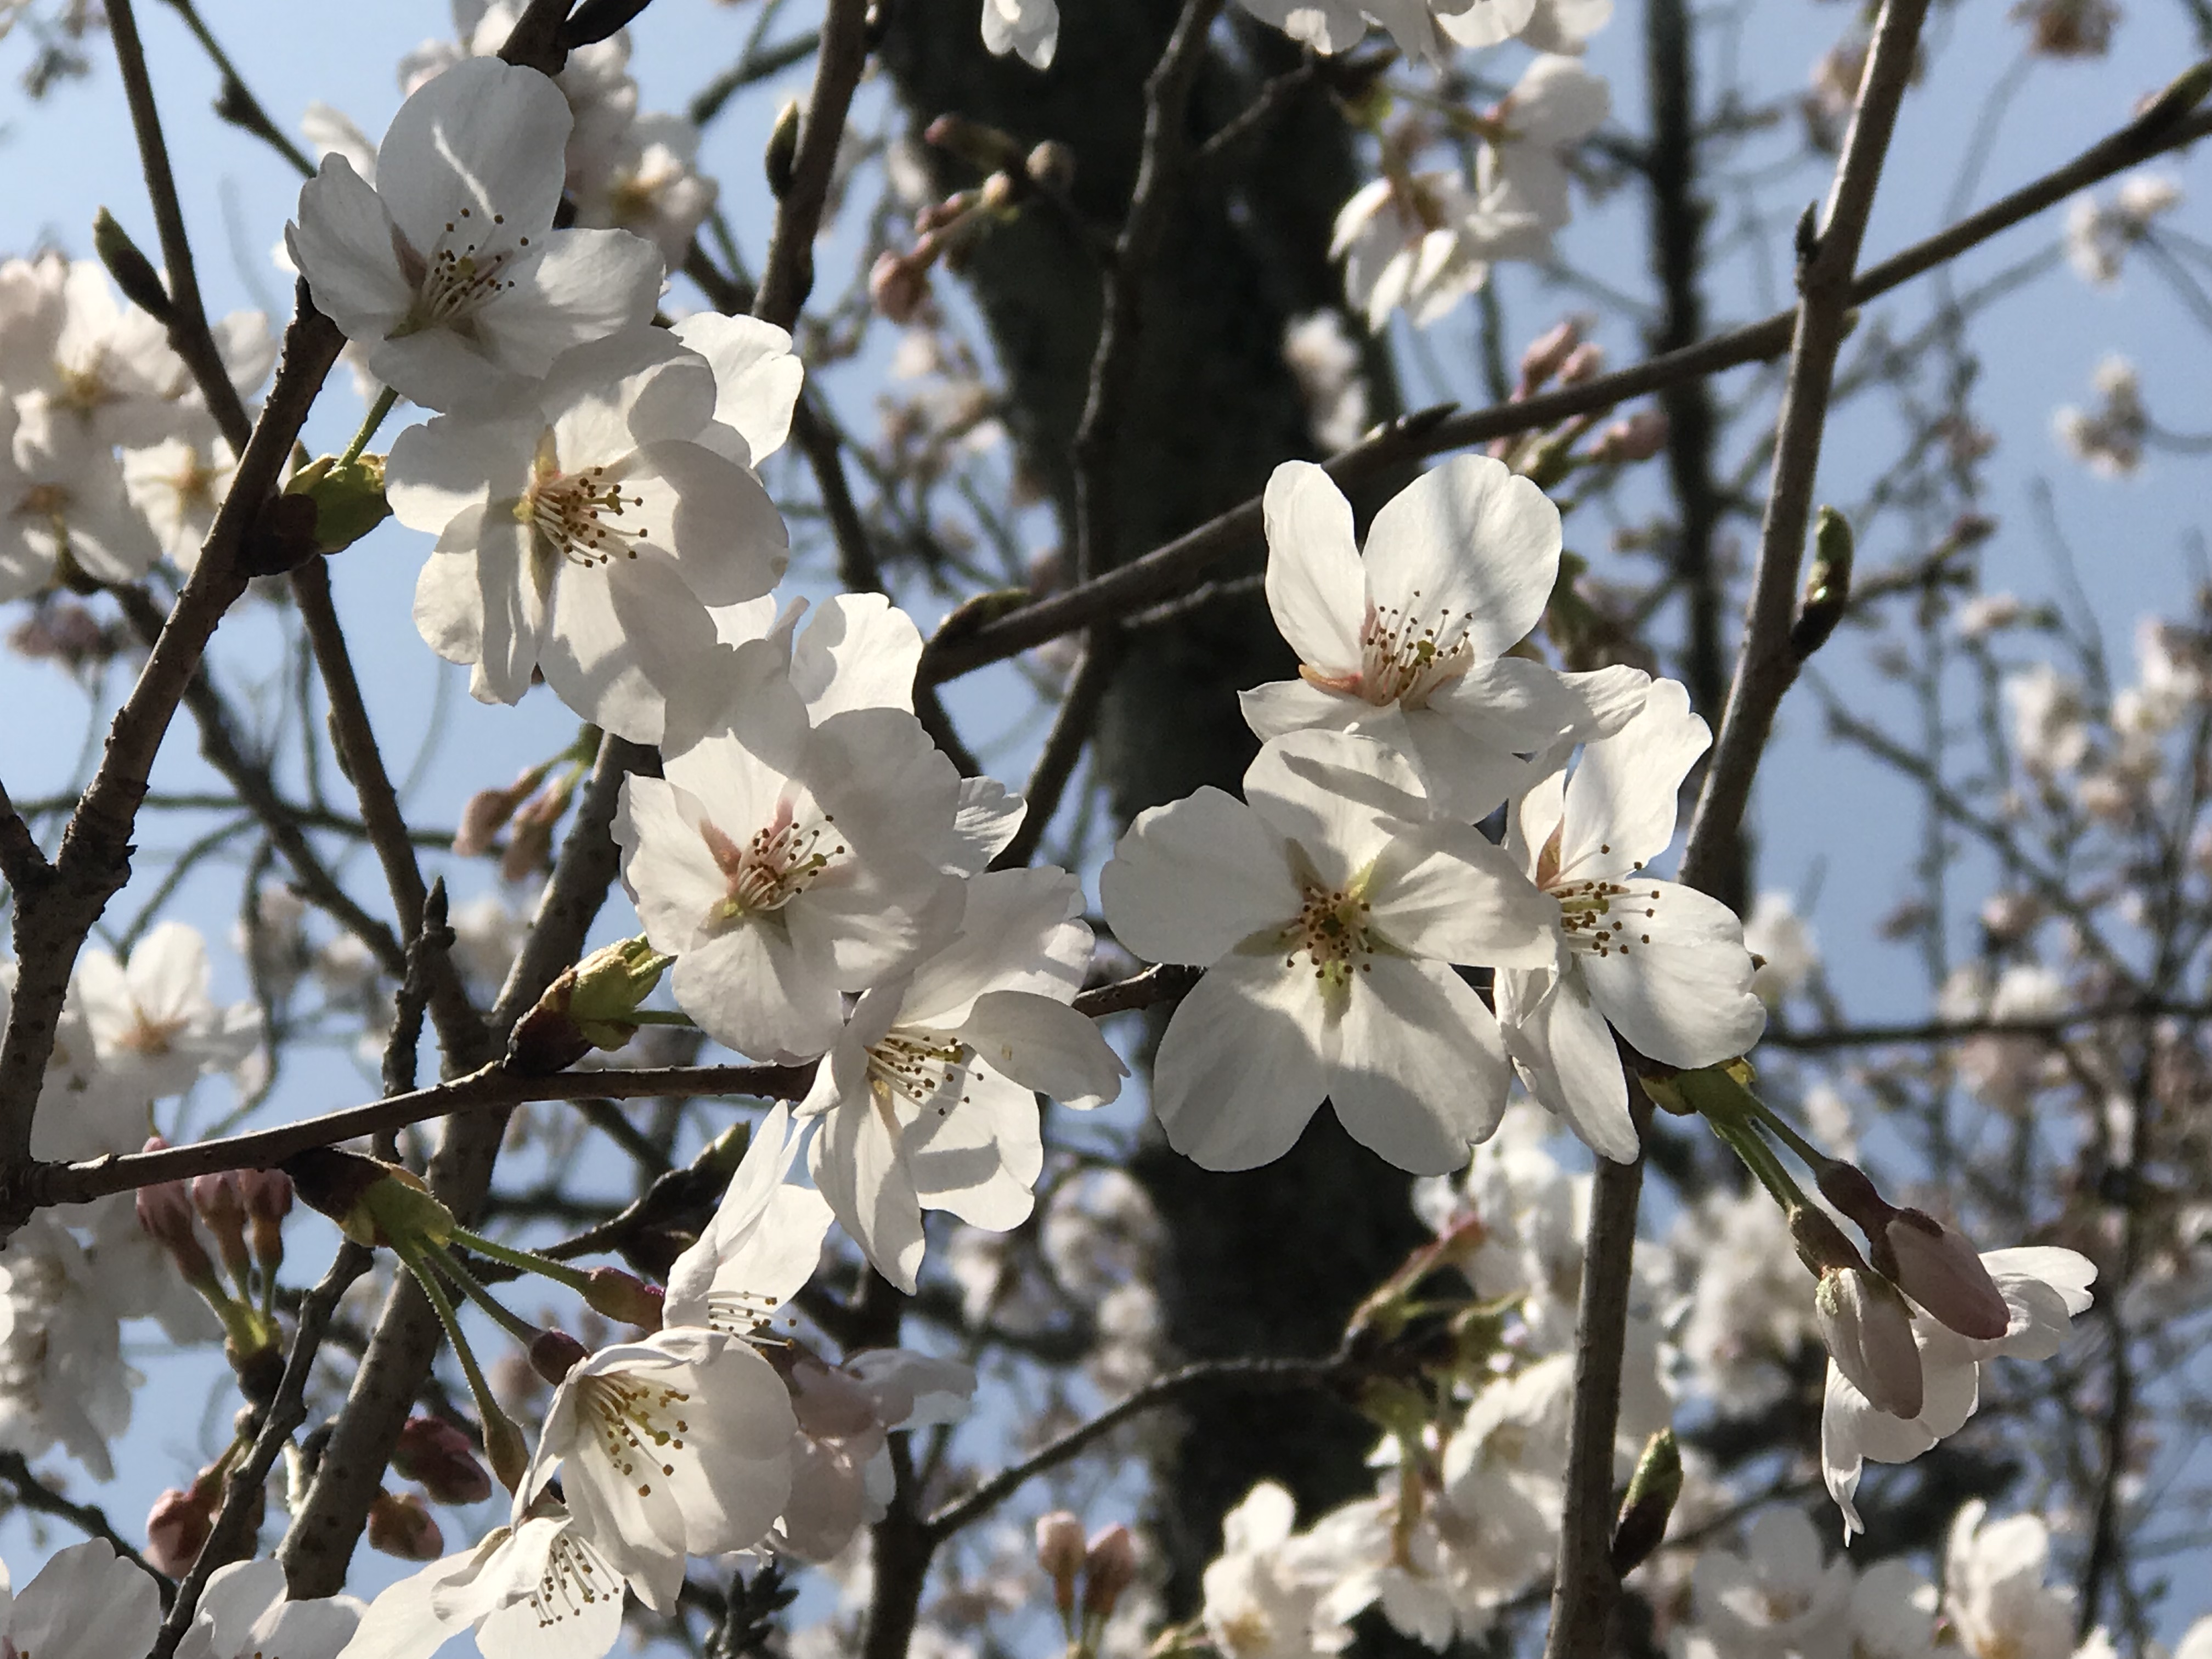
left=291, top=557, right=491, bottom=1068
left=149, top=1242, right=371, bottom=1659
left=990, top=634, right=1126, bottom=870
left=751, top=0, right=871, bottom=330
left=0, top=780, right=47, bottom=894
left=914, top=99, right=2212, bottom=691
left=1763, top=1002, right=2212, bottom=1051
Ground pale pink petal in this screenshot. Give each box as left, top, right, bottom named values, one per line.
left=1238, top=676, right=1365, bottom=742
left=670, top=313, right=804, bottom=466
left=475, top=232, right=664, bottom=379
left=1498, top=963, right=1640, bottom=1161
left=1578, top=879, right=1765, bottom=1067
left=377, top=59, right=570, bottom=256
left=386, top=414, right=534, bottom=534
left=1364, top=823, right=1557, bottom=967
left=811, top=1088, right=928, bottom=1293
left=286, top=156, right=413, bottom=338
left=956, top=990, right=1126, bottom=1107
left=1556, top=678, right=1708, bottom=877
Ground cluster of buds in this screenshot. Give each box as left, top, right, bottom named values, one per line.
left=1037, top=1513, right=1140, bottom=1658
left=870, top=116, right=1076, bottom=324
left=453, top=740, right=593, bottom=881
left=1491, top=318, right=1667, bottom=485
left=137, top=1144, right=294, bottom=1402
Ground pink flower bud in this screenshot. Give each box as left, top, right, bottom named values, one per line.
left=871, top=250, right=934, bottom=325
left=237, top=1167, right=292, bottom=1271
left=786, top=1355, right=881, bottom=1441
left=194, top=1171, right=251, bottom=1281
left=137, top=1168, right=218, bottom=1290
left=531, top=1329, right=590, bottom=1386
left=368, top=1491, right=446, bottom=1561
left=499, top=785, right=567, bottom=884
left=582, top=1266, right=665, bottom=1330
left=144, top=1482, right=216, bottom=1576
left=1880, top=1210, right=2012, bottom=1340
left=1518, top=318, right=1584, bottom=393
left=1590, top=409, right=1668, bottom=464
left=393, top=1415, right=494, bottom=1506
left=1037, top=1511, right=1086, bottom=1616
left=1558, top=341, right=1607, bottom=383
left=1080, top=1524, right=1138, bottom=1622
left=1815, top=1267, right=1925, bottom=1419
left=452, top=767, right=546, bottom=857
left=1813, top=1161, right=1892, bottom=1238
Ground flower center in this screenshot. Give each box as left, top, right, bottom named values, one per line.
left=1218, top=1605, right=1278, bottom=1656
left=1283, top=881, right=1374, bottom=992
left=867, top=1031, right=971, bottom=1118
left=397, top=205, right=527, bottom=333
left=520, top=435, right=651, bottom=570
left=701, top=1287, right=792, bottom=1340
left=1355, top=594, right=1476, bottom=707
left=114, top=1006, right=187, bottom=1057
left=524, top=1528, right=616, bottom=1633
left=13, top=483, right=69, bottom=521
left=1549, top=873, right=1661, bottom=961
left=575, top=1372, right=693, bottom=1500
left=698, top=798, right=845, bottom=926
left=55, top=358, right=116, bottom=415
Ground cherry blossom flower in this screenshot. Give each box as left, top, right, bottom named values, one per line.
left=71, top=920, right=261, bottom=1106
left=662, top=1102, right=833, bottom=1337
left=389, top=326, right=788, bottom=743
left=1821, top=1249, right=2096, bottom=1537
left=614, top=658, right=961, bottom=1060
left=0, top=1216, right=138, bottom=1478
left=522, top=1325, right=797, bottom=1611
left=1242, top=458, right=1647, bottom=817
left=1331, top=170, right=1544, bottom=330
left=1496, top=680, right=1768, bottom=1161
left=777, top=1349, right=975, bottom=1560
left=2064, top=173, right=2182, bottom=285
left=0, top=1539, right=162, bottom=1658
left=287, top=57, right=662, bottom=413
left=1685, top=1508, right=1853, bottom=1657
left=122, top=434, right=235, bottom=572
left=1477, top=57, right=1611, bottom=238
left=338, top=1498, right=625, bottom=1659
left=1201, top=1483, right=1351, bottom=1659
left=981, top=0, right=1059, bottom=67
left=1238, top=0, right=1536, bottom=58
left=1099, top=726, right=1556, bottom=1173
left=1942, top=1502, right=2081, bottom=1659
left=176, top=1559, right=363, bottom=1659
left=802, top=866, right=1127, bottom=1292
left=0, top=395, right=161, bottom=596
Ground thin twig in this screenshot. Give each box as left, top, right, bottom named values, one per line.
left=914, top=99, right=2212, bottom=690
left=0, top=1450, right=171, bottom=1600
left=991, top=635, right=1126, bottom=870
left=923, top=1356, right=1344, bottom=1543
left=1763, top=1003, right=2212, bottom=1051
left=751, top=0, right=871, bottom=330
left=150, top=1242, right=372, bottom=1657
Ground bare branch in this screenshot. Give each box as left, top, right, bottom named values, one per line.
left=751, top=0, right=872, bottom=330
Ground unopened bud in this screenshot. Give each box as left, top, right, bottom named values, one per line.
left=1037, top=1511, right=1086, bottom=1616
left=453, top=766, right=549, bottom=857
left=281, top=1146, right=456, bottom=1251
left=1815, top=1267, right=1924, bottom=1420
left=506, top=935, right=675, bottom=1075
left=1787, top=1204, right=1865, bottom=1278
left=1813, top=1159, right=1891, bottom=1236
left=483, top=1407, right=532, bottom=1496
left=1517, top=317, right=1584, bottom=393
left=870, top=249, right=933, bottom=324
left=283, top=453, right=391, bottom=554
left=393, top=1415, right=494, bottom=1506
left=923, top=112, right=1028, bottom=173
left=193, top=1170, right=251, bottom=1282
left=583, top=1265, right=665, bottom=1330
left=765, top=98, right=802, bottom=199
left=368, top=1491, right=446, bottom=1561
left=1026, top=140, right=1076, bottom=193
left=1080, top=1524, right=1138, bottom=1623
left=531, top=1329, right=590, bottom=1387
left=144, top=1476, right=219, bottom=1576
left=1790, top=505, right=1854, bottom=659
left=93, top=207, right=172, bottom=324
left=1609, top=1427, right=1681, bottom=1576
left=137, top=1158, right=218, bottom=1291
left=1880, top=1211, right=2011, bottom=1341
left=499, top=780, right=568, bottom=884
left=237, top=1167, right=293, bottom=1272
left=1558, top=341, right=1606, bottom=383
left=1590, top=408, right=1668, bottom=464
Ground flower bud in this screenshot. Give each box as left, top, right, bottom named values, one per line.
left=93, top=207, right=173, bottom=324
left=193, top=1170, right=251, bottom=1282
left=531, top=1329, right=590, bottom=1387
left=283, top=453, right=392, bottom=554
left=1815, top=1267, right=1924, bottom=1419
left=1558, top=341, right=1606, bottom=383
left=1026, top=140, right=1076, bottom=193
left=1812, top=1159, right=1891, bottom=1238
left=144, top=1477, right=218, bottom=1576
left=924, top=112, right=1028, bottom=173
left=282, top=1146, right=457, bottom=1251
left=499, top=781, right=567, bottom=884
left=1080, top=1524, right=1138, bottom=1623
left=582, top=1265, right=665, bottom=1331
left=1609, top=1427, right=1681, bottom=1577
left=1517, top=317, right=1584, bottom=393
left=764, top=97, right=802, bottom=199
left=1590, top=408, right=1668, bottom=464
left=1037, top=1511, right=1086, bottom=1617
left=237, top=1167, right=293, bottom=1272
left=870, top=249, right=933, bottom=324
left=506, top=935, right=676, bottom=1076
left=368, top=1491, right=446, bottom=1561
left=138, top=1160, right=218, bottom=1291
left=453, top=766, right=549, bottom=857
left=393, top=1415, right=494, bottom=1506
left=1786, top=1203, right=1865, bottom=1277
left=1879, top=1210, right=2011, bottom=1340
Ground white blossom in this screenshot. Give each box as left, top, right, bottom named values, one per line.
left=1331, top=169, right=1544, bottom=330
left=287, top=57, right=663, bottom=412
left=662, top=1101, right=834, bottom=1338
left=1243, top=457, right=1647, bottom=819
left=778, top=1348, right=975, bottom=1561
left=0, top=394, right=161, bottom=597
left=981, top=0, right=1059, bottom=67
left=1201, top=1483, right=1350, bottom=1659
left=0, top=1214, right=139, bottom=1479
left=1683, top=1508, right=1853, bottom=1659
left=1496, top=681, right=1768, bottom=1162
left=390, top=326, right=789, bottom=743
left=1103, top=726, right=1555, bottom=1173
left=71, top=920, right=261, bottom=1108
left=0, top=1540, right=162, bottom=1658
left=1477, top=57, right=1611, bottom=237
left=177, top=1559, right=364, bottom=1659
left=804, top=866, right=1125, bottom=1291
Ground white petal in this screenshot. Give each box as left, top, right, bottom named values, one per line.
left=377, top=59, right=571, bottom=255
left=1242, top=727, right=1419, bottom=883
left=386, top=413, right=533, bottom=533
left=1329, top=957, right=1512, bottom=1172
left=613, top=778, right=727, bottom=955
left=670, top=312, right=804, bottom=465
left=1238, top=676, right=1366, bottom=742
left=1556, top=678, right=1709, bottom=877
left=287, top=156, right=413, bottom=339
left=475, top=230, right=665, bottom=379
left=791, top=592, right=923, bottom=718
left=1261, top=460, right=1365, bottom=672
left=1365, top=822, right=1557, bottom=967
left=1150, top=952, right=1329, bottom=1170
left=540, top=540, right=729, bottom=744
left=1359, top=455, right=1560, bottom=662
left=902, top=1061, right=1043, bottom=1227
left=1099, top=788, right=1295, bottom=966
left=811, top=1089, right=928, bottom=1293
left=1578, top=879, right=1765, bottom=1067
left=674, top=922, right=843, bottom=1062
left=902, top=866, right=1090, bottom=1024
left=956, top=990, right=1127, bottom=1106
left=624, top=438, right=788, bottom=605
left=1498, top=964, right=1640, bottom=1161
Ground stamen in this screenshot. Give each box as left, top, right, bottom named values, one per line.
left=575, top=1372, right=695, bottom=1499
left=698, top=799, right=848, bottom=926
left=1353, top=589, right=1476, bottom=708
left=867, top=1032, right=973, bottom=1118
left=1283, top=881, right=1375, bottom=992
left=524, top=462, right=653, bottom=569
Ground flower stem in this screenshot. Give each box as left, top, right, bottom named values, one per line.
left=1707, top=1114, right=1808, bottom=1212
left=415, top=1241, right=549, bottom=1348
left=396, top=1240, right=528, bottom=1488
left=1747, top=1095, right=1835, bottom=1173
left=338, top=385, right=398, bottom=466
left=447, top=1224, right=602, bottom=1301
